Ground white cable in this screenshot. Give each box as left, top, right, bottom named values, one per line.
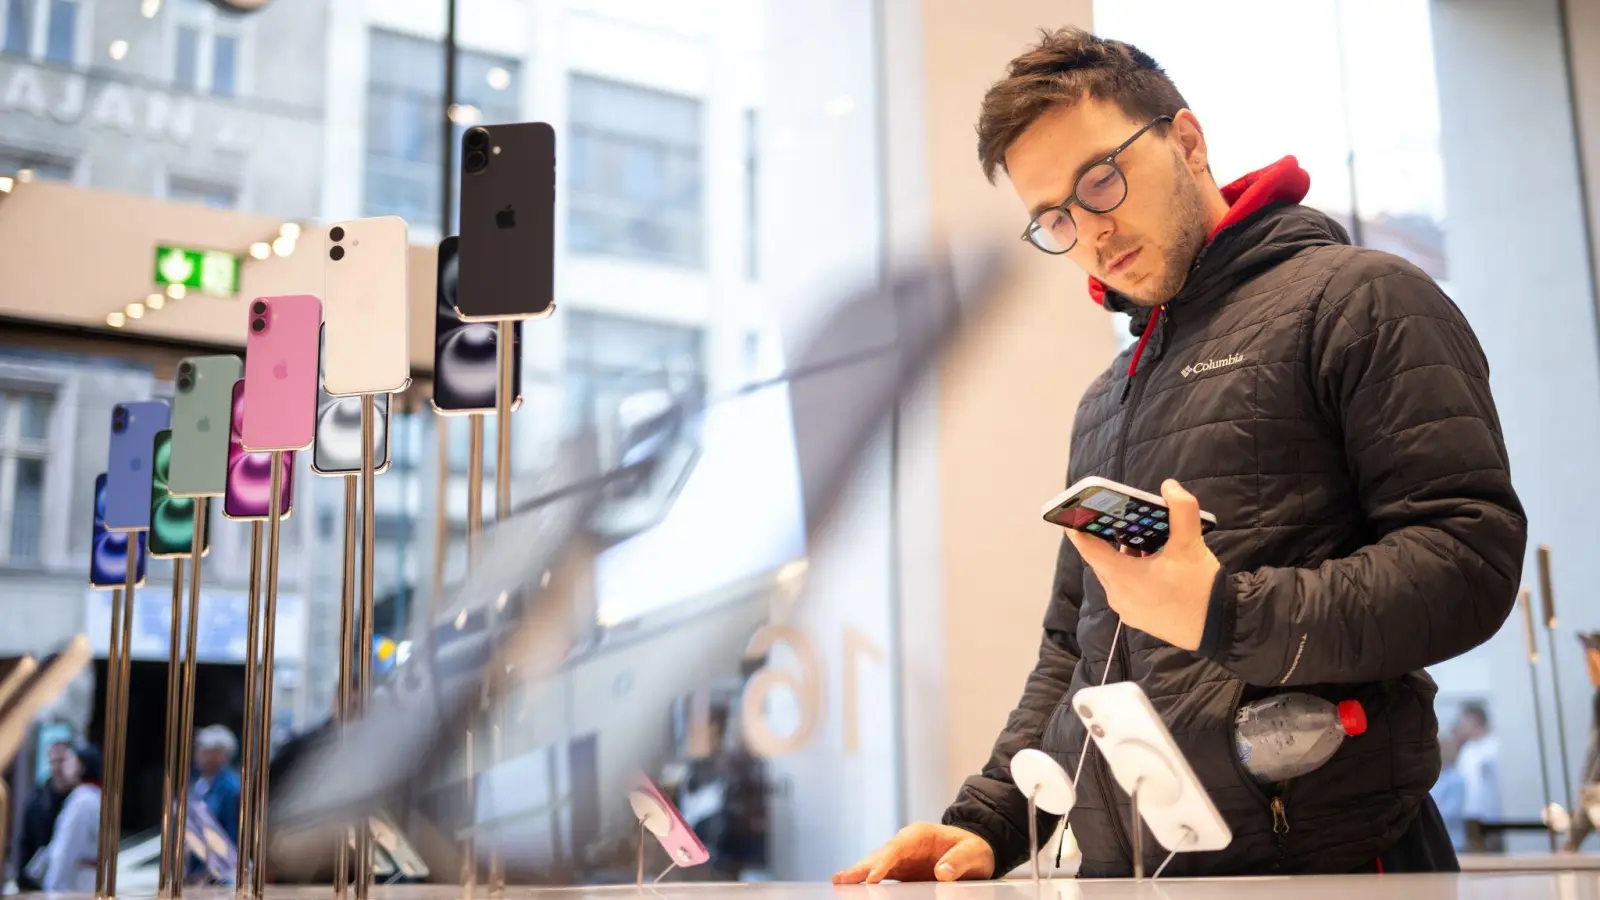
left=653, top=863, right=678, bottom=884
left=1151, top=829, right=1195, bottom=881
left=1069, top=619, right=1125, bottom=794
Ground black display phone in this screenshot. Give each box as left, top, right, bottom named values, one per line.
left=432, top=236, right=524, bottom=414
left=456, top=122, right=556, bottom=321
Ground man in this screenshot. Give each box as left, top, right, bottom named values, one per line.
left=1452, top=705, right=1502, bottom=852
left=18, top=739, right=76, bottom=890
left=193, top=725, right=243, bottom=846
left=836, top=27, right=1524, bottom=880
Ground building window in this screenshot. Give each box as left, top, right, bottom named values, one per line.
left=364, top=29, right=522, bottom=233
left=0, top=388, right=52, bottom=566
left=0, top=147, right=75, bottom=182
left=167, top=174, right=238, bottom=209
left=563, top=310, right=706, bottom=437
left=172, top=0, right=242, bottom=96
left=568, top=75, right=704, bottom=267
left=2, top=0, right=78, bottom=64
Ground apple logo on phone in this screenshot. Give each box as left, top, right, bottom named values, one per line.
left=273, top=361, right=289, bottom=380
left=496, top=205, right=517, bottom=229
left=196, top=417, right=211, bottom=433
left=129, top=458, right=142, bottom=472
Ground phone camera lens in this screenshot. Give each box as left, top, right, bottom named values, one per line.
left=112, top=408, right=127, bottom=432
left=177, top=375, right=193, bottom=392
left=465, top=127, right=489, bottom=150
left=1090, top=723, right=1106, bottom=739
left=464, top=150, right=488, bottom=173
left=251, top=317, right=266, bottom=333
left=251, top=300, right=268, bottom=316
left=330, top=225, right=345, bottom=243
left=330, top=245, right=345, bottom=262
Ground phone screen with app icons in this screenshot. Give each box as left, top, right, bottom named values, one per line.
left=1045, top=485, right=1212, bottom=551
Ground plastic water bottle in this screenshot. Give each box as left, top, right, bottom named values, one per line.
left=1233, top=693, right=1367, bottom=783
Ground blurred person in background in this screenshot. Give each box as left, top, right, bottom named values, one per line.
left=17, top=738, right=77, bottom=891
left=838, top=24, right=1522, bottom=882
left=194, top=725, right=243, bottom=847
left=35, top=743, right=101, bottom=894
left=1432, top=736, right=1466, bottom=850
left=1453, top=704, right=1501, bottom=852
left=1564, top=639, right=1600, bottom=852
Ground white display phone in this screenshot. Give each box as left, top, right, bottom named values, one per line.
left=322, top=216, right=412, bottom=396
left=1042, top=476, right=1217, bottom=552
left=1072, top=681, right=1231, bottom=853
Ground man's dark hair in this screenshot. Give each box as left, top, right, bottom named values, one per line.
left=977, top=27, right=1189, bottom=184
left=1461, top=703, right=1489, bottom=728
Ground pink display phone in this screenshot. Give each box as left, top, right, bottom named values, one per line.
left=628, top=775, right=709, bottom=869
left=242, top=295, right=321, bottom=452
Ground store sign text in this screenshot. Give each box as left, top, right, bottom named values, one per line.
left=0, top=64, right=249, bottom=150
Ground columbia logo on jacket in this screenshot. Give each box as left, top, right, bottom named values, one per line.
left=1181, top=353, right=1245, bottom=378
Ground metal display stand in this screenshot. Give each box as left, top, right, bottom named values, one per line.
left=1539, top=546, right=1575, bottom=805
left=335, top=474, right=358, bottom=900
left=355, top=395, right=379, bottom=900
left=160, top=561, right=185, bottom=898
left=488, top=318, right=515, bottom=897
left=168, top=500, right=210, bottom=894
left=1521, top=585, right=1561, bottom=852
left=96, top=536, right=142, bottom=899
left=1009, top=749, right=1076, bottom=888
left=236, top=521, right=264, bottom=896
left=626, top=791, right=676, bottom=886
left=247, top=453, right=288, bottom=898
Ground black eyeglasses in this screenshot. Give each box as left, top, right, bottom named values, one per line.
left=1020, top=115, right=1173, bottom=255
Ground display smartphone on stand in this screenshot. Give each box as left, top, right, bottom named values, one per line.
left=456, top=122, right=556, bottom=321
left=242, top=295, right=322, bottom=453
left=168, top=356, right=243, bottom=498
left=223, top=381, right=294, bottom=521
left=313, top=329, right=391, bottom=476
left=1072, top=681, right=1232, bottom=853
left=322, top=217, right=412, bottom=396
left=433, top=236, right=524, bottom=414
left=627, top=775, right=710, bottom=870
left=150, top=431, right=212, bottom=558
left=104, top=400, right=172, bottom=532
left=91, top=474, right=146, bottom=588
left=1042, top=476, right=1217, bottom=552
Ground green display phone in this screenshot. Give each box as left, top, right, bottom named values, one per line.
left=168, top=355, right=243, bottom=498
left=150, top=429, right=211, bottom=559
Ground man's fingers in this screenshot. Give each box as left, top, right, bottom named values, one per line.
left=832, top=857, right=874, bottom=885
left=863, top=840, right=908, bottom=884
left=1160, top=478, right=1203, bottom=547
left=1067, top=529, right=1130, bottom=579
left=934, top=837, right=993, bottom=882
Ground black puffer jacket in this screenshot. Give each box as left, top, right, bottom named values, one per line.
left=943, top=160, right=1526, bottom=878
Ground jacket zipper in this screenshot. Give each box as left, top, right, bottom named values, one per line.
left=1227, top=681, right=1293, bottom=864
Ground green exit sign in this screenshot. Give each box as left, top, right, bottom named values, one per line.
left=153, top=245, right=241, bottom=297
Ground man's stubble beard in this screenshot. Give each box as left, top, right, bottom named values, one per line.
left=1126, top=154, right=1211, bottom=308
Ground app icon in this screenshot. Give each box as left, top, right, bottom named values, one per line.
left=1129, top=536, right=1145, bottom=545
left=1085, top=523, right=1101, bottom=532
left=1124, top=512, right=1141, bottom=522
left=1140, top=517, right=1155, bottom=526
left=1152, top=509, right=1167, bottom=519
left=1154, top=522, right=1168, bottom=531
left=1098, top=516, right=1114, bottom=524
left=1127, top=524, right=1142, bottom=534
left=1113, top=521, right=1129, bottom=530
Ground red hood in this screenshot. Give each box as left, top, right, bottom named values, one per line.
left=1087, top=156, right=1310, bottom=307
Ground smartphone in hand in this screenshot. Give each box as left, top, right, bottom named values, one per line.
left=1042, top=476, right=1216, bottom=552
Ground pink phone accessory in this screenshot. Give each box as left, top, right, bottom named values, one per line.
left=627, top=774, right=709, bottom=872
left=242, top=294, right=322, bottom=452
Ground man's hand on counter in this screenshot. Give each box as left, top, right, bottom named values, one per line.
left=832, top=823, right=995, bottom=884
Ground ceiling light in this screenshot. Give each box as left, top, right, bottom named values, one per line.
left=249, top=241, right=270, bottom=260
left=107, top=312, right=126, bottom=328
left=146, top=292, right=165, bottom=311
left=278, top=222, right=300, bottom=241
left=0, top=177, right=13, bottom=193
left=108, top=40, right=129, bottom=61
left=166, top=283, right=186, bottom=300
left=486, top=67, right=511, bottom=90
left=447, top=103, right=481, bottom=126
left=272, top=236, right=294, bottom=257
left=140, top=0, right=161, bottom=17
left=126, top=302, right=145, bottom=319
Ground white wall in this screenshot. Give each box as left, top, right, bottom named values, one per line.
left=1431, top=0, right=1600, bottom=842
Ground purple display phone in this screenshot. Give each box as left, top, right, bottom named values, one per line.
left=90, top=474, right=146, bottom=588
left=223, top=380, right=294, bottom=521
left=104, top=399, right=172, bottom=532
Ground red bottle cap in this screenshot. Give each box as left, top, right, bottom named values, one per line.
left=1338, top=700, right=1367, bottom=736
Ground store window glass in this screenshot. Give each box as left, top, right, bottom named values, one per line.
left=3, top=0, right=31, bottom=56
left=0, top=387, right=51, bottom=565
left=568, top=74, right=704, bottom=267
left=167, top=174, right=238, bottom=209
left=42, top=0, right=72, bottom=64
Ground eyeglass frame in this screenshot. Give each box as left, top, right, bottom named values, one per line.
left=1019, top=114, right=1174, bottom=255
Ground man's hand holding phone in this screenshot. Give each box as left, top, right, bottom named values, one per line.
left=1064, top=479, right=1220, bottom=652
left=831, top=822, right=995, bottom=884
